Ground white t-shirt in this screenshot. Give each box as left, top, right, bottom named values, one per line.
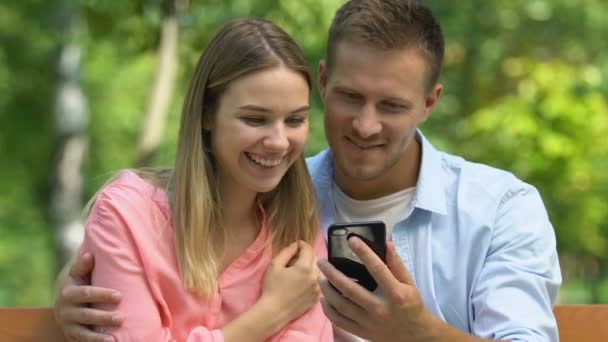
left=333, top=182, right=415, bottom=239
left=331, top=183, right=415, bottom=342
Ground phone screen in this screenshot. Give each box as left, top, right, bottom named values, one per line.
left=327, top=221, right=386, bottom=291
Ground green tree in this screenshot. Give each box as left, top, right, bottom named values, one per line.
left=1, top=0, right=607, bottom=306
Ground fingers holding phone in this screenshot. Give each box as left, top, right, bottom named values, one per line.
left=327, top=221, right=387, bottom=291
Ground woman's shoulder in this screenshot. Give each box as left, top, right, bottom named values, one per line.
left=85, top=170, right=173, bottom=253
left=88, top=170, right=172, bottom=232
left=96, top=170, right=169, bottom=209
left=82, top=171, right=176, bottom=285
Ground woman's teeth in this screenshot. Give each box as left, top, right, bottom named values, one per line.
left=248, top=153, right=283, bottom=167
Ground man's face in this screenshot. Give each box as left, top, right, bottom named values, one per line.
left=319, top=42, right=442, bottom=198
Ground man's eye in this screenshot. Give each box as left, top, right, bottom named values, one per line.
left=339, top=91, right=362, bottom=102
left=381, top=102, right=407, bottom=112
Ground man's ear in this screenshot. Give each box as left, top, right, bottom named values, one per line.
left=318, top=59, right=328, bottom=100
left=421, top=83, right=443, bottom=122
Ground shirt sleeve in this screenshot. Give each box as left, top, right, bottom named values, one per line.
left=81, top=187, right=225, bottom=342
left=270, top=229, right=334, bottom=341
left=470, top=186, right=562, bottom=342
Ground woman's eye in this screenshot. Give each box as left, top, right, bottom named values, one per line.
left=286, top=116, right=307, bottom=127
left=242, top=117, right=266, bottom=126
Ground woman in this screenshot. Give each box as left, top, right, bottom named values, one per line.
left=80, top=18, right=332, bottom=341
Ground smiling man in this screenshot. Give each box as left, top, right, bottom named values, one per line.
left=54, top=1, right=561, bottom=341
left=308, top=0, right=561, bottom=341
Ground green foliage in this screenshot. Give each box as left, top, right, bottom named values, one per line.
left=1, top=0, right=607, bottom=306
left=463, top=59, right=608, bottom=257
left=0, top=1, right=60, bottom=305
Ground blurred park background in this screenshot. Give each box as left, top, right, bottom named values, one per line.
left=1, top=0, right=607, bottom=306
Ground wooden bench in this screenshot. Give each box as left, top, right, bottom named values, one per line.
left=1, top=305, right=607, bottom=341
left=0, top=308, right=65, bottom=342
left=553, top=304, right=608, bottom=342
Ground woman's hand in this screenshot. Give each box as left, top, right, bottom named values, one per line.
left=222, top=241, right=322, bottom=342
left=261, top=240, right=321, bottom=322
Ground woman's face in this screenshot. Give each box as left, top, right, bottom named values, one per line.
left=209, top=66, right=310, bottom=197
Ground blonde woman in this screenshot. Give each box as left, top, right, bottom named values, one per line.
left=72, top=18, right=332, bottom=341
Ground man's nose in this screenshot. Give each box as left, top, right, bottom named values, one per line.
left=352, top=104, right=381, bottom=138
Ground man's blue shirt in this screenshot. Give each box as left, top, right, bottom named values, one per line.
left=307, top=131, right=562, bottom=341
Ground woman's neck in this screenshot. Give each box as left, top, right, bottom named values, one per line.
left=216, top=178, right=262, bottom=274
left=218, top=178, right=259, bottom=234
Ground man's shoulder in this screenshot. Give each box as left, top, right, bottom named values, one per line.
left=306, top=149, right=330, bottom=172
left=306, top=149, right=335, bottom=184
left=439, top=151, right=534, bottom=202
left=305, top=149, right=334, bottom=203
left=419, top=132, right=533, bottom=205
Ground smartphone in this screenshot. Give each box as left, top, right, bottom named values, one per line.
left=327, top=220, right=387, bottom=291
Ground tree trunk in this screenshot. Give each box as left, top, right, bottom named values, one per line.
left=49, top=2, right=88, bottom=270
left=135, top=4, right=179, bottom=167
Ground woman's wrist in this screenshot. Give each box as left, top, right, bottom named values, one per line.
left=222, top=294, right=286, bottom=342
left=255, top=294, right=291, bottom=333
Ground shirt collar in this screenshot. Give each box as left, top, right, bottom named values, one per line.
left=412, top=130, right=448, bottom=215
left=307, top=149, right=337, bottom=231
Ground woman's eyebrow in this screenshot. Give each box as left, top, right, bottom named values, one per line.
left=238, top=104, right=271, bottom=112
left=290, top=105, right=310, bottom=114
left=238, top=104, right=310, bottom=114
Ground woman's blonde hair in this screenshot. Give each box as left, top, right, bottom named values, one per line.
left=168, top=18, right=317, bottom=295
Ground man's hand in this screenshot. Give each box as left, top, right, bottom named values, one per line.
left=54, top=253, right=123, bottom=342
left=318, top=237, right=440, bottom=341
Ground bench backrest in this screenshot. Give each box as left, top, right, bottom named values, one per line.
left=554, top=304, right=608, bottom=342
left=0, top=308, right=65, bottom=342
left=1, top=305, right=607, bottom=341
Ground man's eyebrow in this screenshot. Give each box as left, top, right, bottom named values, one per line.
left=334, top=85, right=358, bottom=93
left=238, top=104, right=310, bottom=114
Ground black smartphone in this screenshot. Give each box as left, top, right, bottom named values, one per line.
left=327, top=220, right=387, bottom=291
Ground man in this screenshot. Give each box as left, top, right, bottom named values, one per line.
left=54, top=1, right=561, bottom=341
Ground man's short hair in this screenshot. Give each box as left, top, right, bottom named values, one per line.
left=327, top=0, right=445, bottom=90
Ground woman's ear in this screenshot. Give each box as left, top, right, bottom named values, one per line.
left=202, top=128, right=212, bottom=153
left=202, top=116, right=212, bottom=130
